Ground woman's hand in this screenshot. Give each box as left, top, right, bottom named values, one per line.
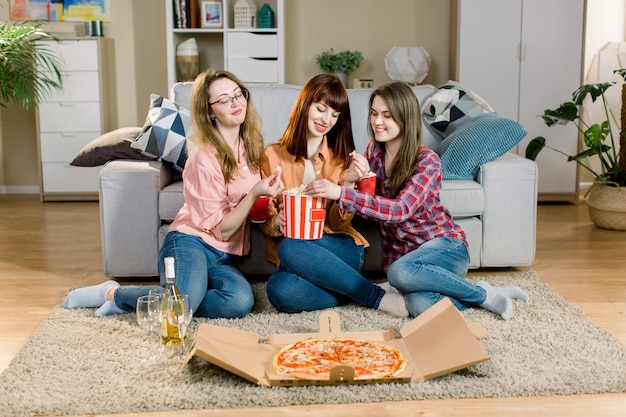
left=273, top=202, right=285, bottom=234
left=345, top=151, right=371, bottom=183
left=306, top=179, right=342, bottom=201
left=252, top=168, right=284, bottom=198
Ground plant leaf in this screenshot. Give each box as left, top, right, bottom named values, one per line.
left=572, top=82, right=614, bottom=105
left=541, top=102, right=578, bottom=126
left=525, top=137, right=546, bottom=160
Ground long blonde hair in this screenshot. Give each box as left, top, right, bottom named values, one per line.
left=368, top=82, right=423, bottom=197
left=190, top=69, right=264, bottom=182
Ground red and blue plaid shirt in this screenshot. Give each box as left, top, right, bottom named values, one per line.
left=339, top=143, right=467, bottom=272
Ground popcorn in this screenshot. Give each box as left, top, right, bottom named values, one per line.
left=284, top=184, right=307, bottom=196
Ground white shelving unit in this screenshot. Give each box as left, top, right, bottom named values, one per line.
left=35, top=38, right=115, bottom=201
left=164, top=0, right=285, bottom=88
left=457, top=0, right=585, bottom=202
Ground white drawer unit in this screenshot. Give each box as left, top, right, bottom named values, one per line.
left=226, top=32, right=278, bottom=57
left=226, top=32, right=279, bottom=83
left=35, top=38, right=115, bottom=201
left=226, top=57, right=279, bottom=83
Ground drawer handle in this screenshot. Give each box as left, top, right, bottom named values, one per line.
left=250, top=57, right=277, bottom=61
left=59, top=103, right=76, bottom=107
left=60, top=133, right=79, bottom=138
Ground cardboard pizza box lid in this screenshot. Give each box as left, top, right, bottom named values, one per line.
left=269, top=310, right=396, bottom=345
left=186, top=298, right=489, bottom=386
left=186, top=324, right=274, bottom=386
left=398, top=297, right=490, bottom=382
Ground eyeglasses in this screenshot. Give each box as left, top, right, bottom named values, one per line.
left=209, top=88, right=249, bottom=106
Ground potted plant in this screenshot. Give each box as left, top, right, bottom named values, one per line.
left=526, top=68, right=626, bottom=230
left=0, top=18, right=64, bottom=110
left=315, top=48, right=363, bottom=86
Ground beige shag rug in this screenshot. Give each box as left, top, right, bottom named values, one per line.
left=1, top=270, right=625, bottom=417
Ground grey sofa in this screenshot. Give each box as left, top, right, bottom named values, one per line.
left=99, top=82, right=538, bottom=278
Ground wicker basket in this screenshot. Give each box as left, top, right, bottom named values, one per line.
left=585, top=182, right=626, bottom=231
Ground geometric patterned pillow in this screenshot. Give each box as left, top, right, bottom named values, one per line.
left=131, top=94, right=190, bottom=171
left=423, top=80, right=493, bottom=138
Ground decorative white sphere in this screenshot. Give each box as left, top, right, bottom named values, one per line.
left=384, top=46, right=431, bottom=84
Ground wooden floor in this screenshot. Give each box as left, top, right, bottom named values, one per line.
left=1, top=194, right=625, bottom=417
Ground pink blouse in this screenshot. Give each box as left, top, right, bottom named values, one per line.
left=169, top=141, right=260, bottom=256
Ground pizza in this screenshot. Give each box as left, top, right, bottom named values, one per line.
left=273, top=337, right=407, bottom=380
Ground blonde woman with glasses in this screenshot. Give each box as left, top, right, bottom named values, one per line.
left=63, top=69, right=283, bottom=319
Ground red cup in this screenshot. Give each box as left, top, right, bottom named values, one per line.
left=355, top=175, right=376, bottom=195
left=250, top=196, right=271, bottom=223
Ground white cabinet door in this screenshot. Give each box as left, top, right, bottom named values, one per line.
left=518, top=0, right=584, bottom=197
left=458, top=0, right=522, bottom=121
left=457, top=0, right=584, bottom=201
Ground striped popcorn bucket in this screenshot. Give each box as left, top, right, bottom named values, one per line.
left=283, top=193, right=326, bottom=239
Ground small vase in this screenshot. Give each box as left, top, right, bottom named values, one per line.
left=258, top=3, right=275, bottom=28
left=333, top=71, right=349, bottom=87
left=585, top=181, right=626, bottom=231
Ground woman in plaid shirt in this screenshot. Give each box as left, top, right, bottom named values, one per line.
left=307, top=81, right=528, bottom=320
left=261, top=74, right=408, bottom=317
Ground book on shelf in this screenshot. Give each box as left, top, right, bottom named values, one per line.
left=173, top=0, right=199, bottom=28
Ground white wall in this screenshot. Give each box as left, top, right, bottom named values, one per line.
left=1, top=0, right=625, bottom=192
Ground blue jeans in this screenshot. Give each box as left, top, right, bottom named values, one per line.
left=114, top=231, right=254, bottom=318
left=266, top=234, right=384, bottom=313
left=387, top=236, right=485, bottom=316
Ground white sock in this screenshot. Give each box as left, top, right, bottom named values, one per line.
left=375, top=281, right=399, bottom=294
left=377, top=292, right=409, bottom=318
left=476, top=280, right=529, bottom=302
left=63, top=280, right=119, bottom=309
left=95, top=300, right=126, bottom=316
left=479, top=290, right=514, bottom=320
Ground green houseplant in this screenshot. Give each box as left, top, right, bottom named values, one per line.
left=315, top=48, right=363, bottom=85
left=0, top=18, right=64, bottom=110
left=526, top=68, right=626, bottom=230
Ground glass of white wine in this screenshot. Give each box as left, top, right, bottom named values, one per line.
left=136, top=294, right=162, bottom=360
left=166, top=293, right=193, bottom=359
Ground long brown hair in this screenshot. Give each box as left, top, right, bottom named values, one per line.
left=279, top=74, right=354, bottom=169
left=190, top=69, right=264, bottom=182
left=368, top=81, right=423, bottom=197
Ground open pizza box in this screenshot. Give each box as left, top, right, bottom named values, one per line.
left=184, top=298, right=489, bottom=386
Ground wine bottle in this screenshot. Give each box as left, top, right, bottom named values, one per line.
left=160, top=256, right=183, bottom=346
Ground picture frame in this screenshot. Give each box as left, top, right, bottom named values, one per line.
left=201, top=1, right=223, bottom=28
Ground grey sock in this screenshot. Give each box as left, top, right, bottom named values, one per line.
left=375, top=281, right=400, bottom=294
left=378, top=292, right=409, bottom=317
left=476, top=280, right=529, bottom=302
left=479, top=290, right=514, bottom=320
left=63, top=280, right=119, bottom=309
left=95, top=300, right=126, bottom=316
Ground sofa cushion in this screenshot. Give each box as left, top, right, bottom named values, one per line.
left=440, top=180, right=484, bottom=218
left=435, top=113, right=526, bottom=181
left=131, top=94, right=190, bottom=172
left=159, top=180, right=185, bottom=222
left=423, top=80, right=493, bottom=138
left=70, top=127, right=152, bottom=167
left=246, top=85, right=302, bottom=145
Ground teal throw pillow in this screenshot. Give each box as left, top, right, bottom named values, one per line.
left=435, top=113, right=526, bottom=180
left=131, top=94, right=190, bottom=171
